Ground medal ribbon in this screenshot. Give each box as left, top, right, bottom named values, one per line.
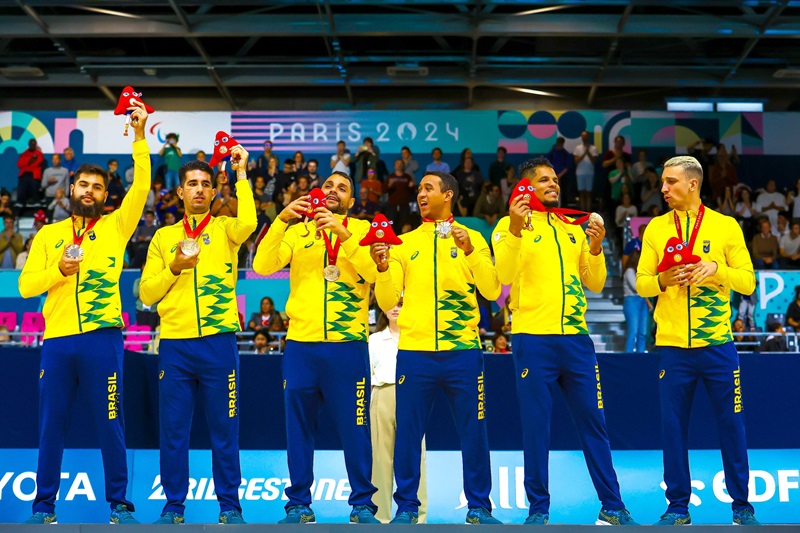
left=422, top=215, right=455, bottom=224
left=322, top=217, right=349, bottom=266
left=526, top=194, right=590, bottom=225
left=672, top=204, right=705, bottom=253
left=183, top=212, right=212, bottom=240
left=72, top=216, right=99, bottom=247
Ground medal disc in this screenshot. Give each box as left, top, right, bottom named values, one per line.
left=181, top=238, right=200, bottom=257
left=376, top=229, right=385, bottom=238
left=65, top=244, right=84, bottom=260
left=323, top=264, right=340, bottom=282
left=674, top=253, right=682, bottom=263
left=589, top=212, right=605, bottom=227
left=437, top=221, right=453, bottom=239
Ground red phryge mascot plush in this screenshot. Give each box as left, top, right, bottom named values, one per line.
left=359, top=214, right=403, bottom=246
left=114, top=86, right=155, bottom=136
left=208, top=131, right=241, bottom=171
left=300, top=188, right=328, bottom=237
left=508, top=178, right=536, bottom=209
left=657, top=237, right=701, bottom=273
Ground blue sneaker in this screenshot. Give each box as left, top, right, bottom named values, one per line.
left=654, top=512, right=691, bottom=526
left=596, top=508, right=638, bottom=525
left=278, top=505, right=315, bottom=524
left=110, top=504, right=139, bottom=524
left=219, top=510, right=246, bottom=524
left=733, top=509, right=760, bottom=526
left=24, top=512, right=57, bottom=524
left=524, top=513, right=549, bottom=525
left=390, top=511, right=419, bottom=524
left=466, top=508, right=503, bottom=524
left=153, top=512, right=185, bottom=524
left=350, top=505, right=380, bottom=524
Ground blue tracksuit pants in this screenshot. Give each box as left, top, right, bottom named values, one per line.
left=158, top=333, right=242, bottom=514
left=34, top=327, right=133, bottom=513
left=282, top=340, right=377, bottom=511
left=394, top=348, right=492, bottom=514
left=513, top=334, right=625, bottom=515
left=658, top=342, right=753, bottom=514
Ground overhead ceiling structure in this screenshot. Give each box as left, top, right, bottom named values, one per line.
left=2, top=0, right=800, bottom=111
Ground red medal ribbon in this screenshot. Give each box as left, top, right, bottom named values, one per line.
left=527, top=194, right=590, bottom=225
left=72, top=216, right=99, bottom=247
left=322, top=217, right=349, bottom=266
left=422, top=215, right=455, bottom=224
left=183, top=212, right=212, bottom=240
left=672, top=204, right=705, bottom=254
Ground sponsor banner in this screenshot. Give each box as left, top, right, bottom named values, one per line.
left=1, top=449, right=798, bottom=524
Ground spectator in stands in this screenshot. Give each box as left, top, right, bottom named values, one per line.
left=0, top=190, right=12, bottom=218
left=288, top=175, right=311, bottom=204
left=687, top=137, right=717, bottom=202
left=15, top=138, right=45, bottom=212
left=253, top=329, right=272, bottom=355
left=734, top=282, right=758, bottom=331
left=31, top=209, right=46, bottom=237
left=760, top=321, right=787, bottom=352
left=717, top=186, right=736, bottom=217
left=211, top=183, right=238, bottom=217
left=473, top=183, right=505, bottom=226
left=277, top=158, right=297, bottom=194
left=105, top=167, right=126, bottom=211
left=623, top=250, right=650, bottom=353
left=732, top=318, right=756, bottom=345
left=780, top=222, right=800, bottom=269
left=158, top=133, right=182, bottom=190
left=257, top=140, right=274, bottom=173
left=131, top=210, right=158, bottom=268
left=453, top=148, right=480, bottom=174
left=491, top=295, right=512, bottom=334
left=602, top=135, right=631, bottom=182
left=62, top=146, right=78, bottom=178
left=15, top=235, right=33, bottom=270
left=573, top=130, right=598, bottom=212
left=631, top=149, right=651, bottom=186
left=355, top=138, right=380, bottom=183
left=499, top=165, right=517, bottom=204
left=489, top=147, right=512, bottom=187
left=385, top=159, right=415, bottom=221
left=0, top=324, right=9, bottom=342
left=754, top=179, right=786, bottom=228
left=708, top=145, right=738, bottom=201
left=774, top=211, right=790, bottom=239
left=195, top=150, right=207, bottom=163
left=609, top=156, right=632, bottom=204
left=306, top=159, right=320, bottom=188
left=752, top=218, right=780, bottom=269
left=156, top=189, right=179, bottom=223
left=735, top=187, right=756, bottom=239
left=787, top=177, right=800, bottom=221
left=614, top=192, right=637, bottom=228
left=253, top=175, right=270, bottom=205
left=361, top=169, right=383, bottom=204
left=248, top=296, right=285, bottom=332
left=350, top=186, right=379, bottom=222
left=49, top=187, right=70, bottom=222
left=293, top=151, right=307, bottom=175
left=145, top=179, right=162, bottom=214
left=124, top=157, right=136, bottom=187
left=426, top=147, right=450, bottom=173
left=41, top=154, right=69, bottom=217
left=547, top=138, right=572, bottom=198
left=331, top=140, right=351, bottom=175
left=261, top=155, right=280, bottom=195
left=107, top=158, right=121, bottom=183
left=164, top=211, right=176, bottom=227
left=640, top=167, right=662, bottom=215
left=400, top=146, right=419, bottom=180
left=133, top=265, right=159, bottom=330
left=454, top=156, right=484, bottom=215
left=0, top=214, right=22, bottom=269
left=491, top=332, right=510, bottom=354
left=622, top=223, right=646, bottom=270
left=785, top=286, right=800, bottom=330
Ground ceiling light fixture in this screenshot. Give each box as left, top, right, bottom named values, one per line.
left=507, top=86, right=563, bottom=98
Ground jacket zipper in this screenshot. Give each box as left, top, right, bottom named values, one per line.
left=192, top=266, right=201, bottom=336
left=433, top=231, right=439, bottom=351
left=547, top=214, right=566, bottom=334
left=686, top=212, right=692, bottom=347
left=323, top=235, right=329, bottom=341
left=74, top=264, right=83, bottom=333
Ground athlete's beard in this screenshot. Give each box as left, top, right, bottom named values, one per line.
left=327, top=197, right=351, bottom=215
left=70, top=194, right=105, bottom=219
left=542, top=199, right=559, bottom=208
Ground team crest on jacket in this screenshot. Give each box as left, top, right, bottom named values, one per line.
left=569, top=233, right=576, bottom=244
left=703, top=240, right=710, bottom=253
left=451, top=247, right=458, bottom=258
left=88, top=230, right=96, bottom=241
left=202, top=233, right=210, bottom=245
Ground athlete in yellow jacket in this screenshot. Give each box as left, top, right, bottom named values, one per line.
left=636, top=156, right=759, bottom=526
left=19, top=101, right=151, bottom=526
left=139, top=146, right=255, bottom=525
left=492, top=157, right=636, bottom=526
left=371, top=171, right=502, bottom=525
left=253, top=171, right=379, bottom=524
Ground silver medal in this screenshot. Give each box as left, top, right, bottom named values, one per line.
left=181, top=238, right=200, bottom=257
left=323, top=264, right=340, bottom=282
left=65, top=244, right=84, bottom=260
left=436, top=221, right=453, bottom=239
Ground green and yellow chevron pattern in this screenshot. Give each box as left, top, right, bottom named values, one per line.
left=437, top=285, right=482, bottom=351
left=326, top=281, right=367, bottom=341
left=563, top=274, right=589, bottom=335
left=690, top=285, right=733, bottom=346
left=197, top=267, right=239, bottom=335
left=77, top=259, right=123, bottom=330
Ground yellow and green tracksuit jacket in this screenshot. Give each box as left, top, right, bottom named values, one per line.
left=139, top=179, right=257, bottom=339
left=375, top=220, right=501, bottom=351
left=637, top=207, right=755, bottom=348
left=493, top=212, right=606, bottom=335
left=252, top=215, right=376, bottom=343
left=18, top=139, right=151, bottom=340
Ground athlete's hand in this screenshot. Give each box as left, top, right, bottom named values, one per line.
left=585, top=220, right=605, bottom=256
left=452, top=226, right=474, bottom=256
left=58, top=253, right=81, bottom=277
left=169, top=244, right=200, bottom=275
left=277, top=195, right=311, bottom=223
left=686, top=261, right=718, bottom=285
left=658, top=264, right=691, bottom=289
left=508, top=195, right=531, bottom=238
left=314, top=207, right=351, bottom=241
left=230, top=145, right=249, bottom=174
left=370, top=243, right=390, bottom=272
left=128, top=99, right=148, bottom=141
